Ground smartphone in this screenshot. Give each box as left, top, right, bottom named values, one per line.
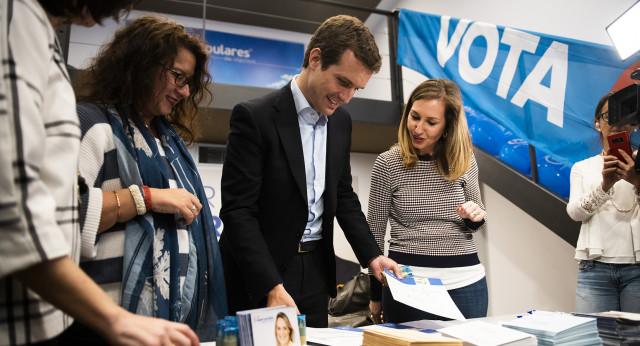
left=607, top=131, right=633, bottom=162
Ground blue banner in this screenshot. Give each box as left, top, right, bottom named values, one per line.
left=189, top=28, right=304, bottom=89
left=397, top=9, right=640, bottom=166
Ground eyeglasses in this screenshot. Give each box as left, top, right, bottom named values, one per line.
left=599, top=111, right=609, bottom=122
left=159, top=64, right=194, bottom=91
left=599, top=110, right=639, bottom=130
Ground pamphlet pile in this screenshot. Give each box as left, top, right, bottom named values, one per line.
left=502, top=311, right=601, bottom=345
left=362, top=326, right=462, bottom=346
left=573, top=311, right=640, bottom=345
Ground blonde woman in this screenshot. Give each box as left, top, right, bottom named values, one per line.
left=367, top=79, right=488, bottom=323
left=274, top=312, right=295, bottom=346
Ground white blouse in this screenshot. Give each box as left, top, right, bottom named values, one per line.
left=567, top=155, right=640, bottom=263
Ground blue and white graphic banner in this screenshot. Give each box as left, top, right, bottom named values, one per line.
left=189, top=28, right=304, bottom=89
left=398, top=9, right=640, bottom=165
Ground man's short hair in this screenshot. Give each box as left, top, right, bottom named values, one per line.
left=302, top=15, right=381, bottom=73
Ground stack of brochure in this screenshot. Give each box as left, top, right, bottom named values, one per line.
left=573, top=311, right=640, bottom=345
left=502, top=311, right=602, bottom=345
left=236, top=306, right=301, bottom=346
left=362, top=326, right=462, bottom=346
left=439, top=321, right=537, bottom=345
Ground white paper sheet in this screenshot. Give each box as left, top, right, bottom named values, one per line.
left=439, top=321, right=537, bottom=345
left=383, top=268, right=466, bottom=321
left=400, top=319, right=454, bottom=330
left=502, top=311, right=595, bottom=335
left=306, top=326, right=363, bottom=346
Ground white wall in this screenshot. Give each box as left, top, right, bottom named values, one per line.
left=382, top=0, right=634, bottom=46
left=332, top=153, right=379, bottom=264
left=474, top=186, right=578, bottom=315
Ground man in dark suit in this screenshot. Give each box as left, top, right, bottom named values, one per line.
left=219, top=15, right=401, bottom=327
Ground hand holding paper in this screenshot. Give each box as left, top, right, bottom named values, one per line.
left=369, top=256, right=403, bottom=282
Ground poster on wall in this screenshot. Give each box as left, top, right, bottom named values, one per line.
left=397, top=8, right=640, bottom=166
left=188, top=27, right=304, bottom=89
left=197, top=165, right=224, bottom=238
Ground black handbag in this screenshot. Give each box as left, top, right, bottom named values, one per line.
left=328, top=272, right=374, bottom=327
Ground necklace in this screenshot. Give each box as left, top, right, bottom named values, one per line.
left=608, top=186, right=637, bottom=212
left=144, top=121, right=158, bottom=138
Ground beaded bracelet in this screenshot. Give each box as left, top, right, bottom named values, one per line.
left=142, top=185, right=152, bottom=211
left=129, top=185, right=147, bottom=215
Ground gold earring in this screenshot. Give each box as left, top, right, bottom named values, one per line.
left=443, top=131, right=448, bottom=138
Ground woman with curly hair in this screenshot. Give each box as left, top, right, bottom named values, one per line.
left=63, top=15, right=227, bottom=343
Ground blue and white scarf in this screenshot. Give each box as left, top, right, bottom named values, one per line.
left=105, top=104, right=227, bottom=340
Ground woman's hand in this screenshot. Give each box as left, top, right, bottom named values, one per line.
left=602, top=153, right=621, bottom=192
left=149, top=188, right=202, bottom=225
left=106, top=310, right=199, bottom=346
left=616, top=150, right=640, bottom=189
left=456, top=201, right=484, bottom=222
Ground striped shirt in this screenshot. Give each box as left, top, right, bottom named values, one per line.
left=367, top=147, right=487, bottom=299
left=0, top=0, right=80, bottom=344
left=76, top=104, right=191, bottom=310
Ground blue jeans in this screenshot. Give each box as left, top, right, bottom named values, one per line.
left=575, top=260, right=640, bottom=313
left=381, top=277, right=488, bottom=323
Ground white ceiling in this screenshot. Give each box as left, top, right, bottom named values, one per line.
left=137, top=0, right=383, bottom=34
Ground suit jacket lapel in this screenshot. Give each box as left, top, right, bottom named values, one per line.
left=274, top=84, right=307, bottom=203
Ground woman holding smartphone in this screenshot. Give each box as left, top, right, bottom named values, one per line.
left=566, top=92, right=640, bottom=313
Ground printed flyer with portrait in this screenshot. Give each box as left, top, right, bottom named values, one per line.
left=237, top=305, right=302, bottom=346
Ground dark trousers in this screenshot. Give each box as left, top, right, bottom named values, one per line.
left=281, top=248, right=329, bottom=328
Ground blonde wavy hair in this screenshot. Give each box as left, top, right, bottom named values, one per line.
left=397, top=79, right=473, bottom=181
